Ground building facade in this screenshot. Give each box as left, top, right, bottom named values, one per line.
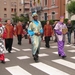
left=30, top=0, right=65, bottom=21
left=0, top=0, right=30, bottom=22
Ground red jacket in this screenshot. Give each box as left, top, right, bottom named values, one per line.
left=16, top=25, right=24, bottom=35
left=5, top=24, right=14, bottom=39
left=44, top=24, right=52, bottom=37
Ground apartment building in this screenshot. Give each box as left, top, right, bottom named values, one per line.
left=30, top=0, right=65, bottom=21
left=0, top=0, right=30, bottom=21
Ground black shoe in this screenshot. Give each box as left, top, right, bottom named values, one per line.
left=59, top=54, right=61, bottom=56
left=8, top=51, right=11, bottom=53
left=1, top=60, right=5, bottom=64
left=35, top=59, right=39, bottom=63
left=33, top=55, right=38, bottom=63
left=62, top=56, right=66, bottom=59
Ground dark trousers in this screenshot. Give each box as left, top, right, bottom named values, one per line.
left=25, top=35, right=27, bottom=39
left=17, top=35, right=22, bottom=45
left=5, top=39, right=13, bottom=52
left=67, top=32, right=71, bottom=43
left=33, top=50, right=39, bottom=61
left=45, top=36, right=50, bottom=48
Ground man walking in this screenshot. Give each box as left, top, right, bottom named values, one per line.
left=67, top=20, right=72, bottom=44
left=28, top=12, right=43, bottom=62
left=5, top=20, right=14, bottom=53
left=16, top=21, right=24, bottom=45
left=54, top=16, right=67, bottom=58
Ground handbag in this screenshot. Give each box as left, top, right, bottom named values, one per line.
left=62, top=28, right=68, bottom=34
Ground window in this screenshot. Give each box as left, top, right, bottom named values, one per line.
left=14, top=8, right=16, bottom=12
left=4, top=1, right=7, bottom=4
left=44, top=0, right=47, bottom=6
left=11, top=2, right=16, bottom=7
left=11, top=8, right=14, bottom=12
left=4, top=8, right=7, bottom=11
left=51, top=12, right=55, bottom=20
left=19, top=9, right=22, bottom=12
left=51, top=0, right=55, bottom=6
left=44, top=13, right=47, bottom=20
left=4, top=14, right=7, bottom=18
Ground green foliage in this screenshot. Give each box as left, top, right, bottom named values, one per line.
left=12, top=13, right=29, bottom=24
left=64, top=18, right=68, bottom=24
left=41, top=19, right=75, bottom=27
left=41, top=20, right=46, bottom=27
left=67, top=0, right=75, bottom=15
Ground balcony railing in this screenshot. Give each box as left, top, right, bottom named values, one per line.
left=31, top=6, right=43, bottom=12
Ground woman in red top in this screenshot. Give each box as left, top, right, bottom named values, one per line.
left=44, top=21, right=52, bottom=48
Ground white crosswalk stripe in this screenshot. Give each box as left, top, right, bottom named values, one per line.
left=68, top=50, right=75, bottom=52
left=17, top=56, right=30, bottom=60
left=4, top=50, right=16, bottom=53
left=30, top=62, right=69, bottom=75
left=52, top=59, right=75, bottom=70
left=5, top=58, right=10, bottom=62
left=6, top=66, right=32, bottom=75
left=53, top=52, right=58, bottom=54
left=38, top=53, right=49, bottom=57
left=22, top=47, right=46, bottom=51
left=70, top=57, right=75, bottom=59
left=12, top=47, right=20, bottom=51
left=22, top=49, right=31, bottom=51
left=51, top=46, right=58, bottom=48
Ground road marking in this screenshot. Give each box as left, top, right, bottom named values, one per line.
left=11, top=50, right=16, bottom=53
left=71, top=57, right=75, bottom=59
left=17, top=56, right=30, bottom=60
left=53, top=52, right=58, bottom=55
left=6, top=66, right=32, bottom=75
left=22, top=47, right=46, bottom=51
left=68, top=50, right=75, bottom=52
left=5, top=50, right=16, bottom=53
left=71, top=46, right=75, bottom=48
left=22, top=49, right=31, bottom=51
left=38, top=53, right=49, bottom=57
left=52, top=59, right=75, bottom=70
left=65, top=45, right=71, bottom=47
left=5, top=58, right=10, bottom=62
left=30, top=62, right=69, bottom=75
left=12, top=47, right=20, bottom=51
left=40, top=47, right=46, bottom=49
left=51, top=46, right=58, bottom=48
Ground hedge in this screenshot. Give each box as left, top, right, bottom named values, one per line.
left=41, top=19, right=75, bottom=29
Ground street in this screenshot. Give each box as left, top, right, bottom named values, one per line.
left=0, top=36, right=75, bottom=75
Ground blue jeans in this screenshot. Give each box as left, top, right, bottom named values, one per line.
left=67, top=32, right=71, bottom=43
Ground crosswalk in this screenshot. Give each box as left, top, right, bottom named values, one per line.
left=3, top=45, right=75, bottom=75
left=30, top=62, right=69, bottom=75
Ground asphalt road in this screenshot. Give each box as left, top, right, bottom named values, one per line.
left=0, top=35, right=75, bottom=75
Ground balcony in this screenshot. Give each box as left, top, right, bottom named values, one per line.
left=31, top=6, right=43, bottom=13
left=24, top=4, right=30, bottom=10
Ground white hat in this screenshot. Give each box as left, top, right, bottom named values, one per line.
left=32, top=12, right=38, bottom=17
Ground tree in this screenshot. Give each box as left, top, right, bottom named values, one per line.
left=12, top=13, right=29, bottom=24
left=67, top=0, right=75, bottom=19
left=12, top=13, right=19, bottom=23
